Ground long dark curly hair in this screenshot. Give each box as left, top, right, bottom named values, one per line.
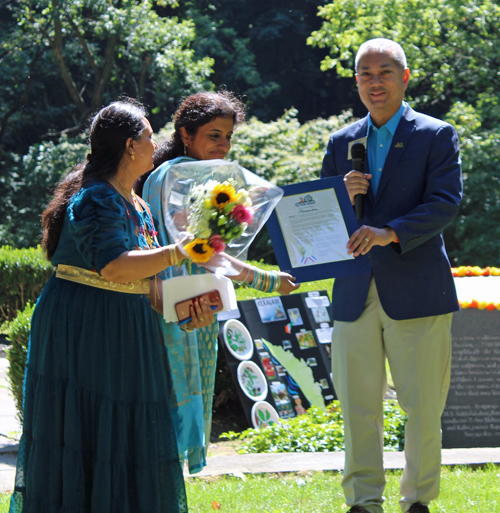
left=41, top=100, right=146, bottom=260
left=134, top=90, right=246, bottom=196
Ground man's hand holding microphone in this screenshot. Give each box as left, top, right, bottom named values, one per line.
left=343, top=142, right=397, bottom=257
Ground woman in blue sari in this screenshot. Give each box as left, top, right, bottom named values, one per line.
left=135, top=91, right=299, bottom=475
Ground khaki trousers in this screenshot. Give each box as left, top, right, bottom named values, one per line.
left=331, top=278, right=452, bottom=513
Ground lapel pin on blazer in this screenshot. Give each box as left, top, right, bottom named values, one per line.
left=394, top=142, right=404, bottom=148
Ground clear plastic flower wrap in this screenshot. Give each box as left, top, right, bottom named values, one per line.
left=162, top=159, right=284, bottom=275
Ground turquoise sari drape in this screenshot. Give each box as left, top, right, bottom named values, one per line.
left=143, top=157, right=219, bottom=475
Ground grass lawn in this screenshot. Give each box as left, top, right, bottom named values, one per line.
left=185, top=465, right=500, bottom=512
left=1, top=465, right=498, bottom=512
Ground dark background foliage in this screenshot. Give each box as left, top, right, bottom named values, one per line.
left=0, top=0, right=498, bottom=266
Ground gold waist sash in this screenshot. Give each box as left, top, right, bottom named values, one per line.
left=56, top=264, right=150, bottom=295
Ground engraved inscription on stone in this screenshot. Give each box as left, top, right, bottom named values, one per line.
left=442, top=310, right=500, bottom=448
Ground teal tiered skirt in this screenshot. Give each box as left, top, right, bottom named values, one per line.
left=10, top=275, right=188, bottom=513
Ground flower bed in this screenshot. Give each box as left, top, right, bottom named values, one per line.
left=451, top=266, right=500, bottom=277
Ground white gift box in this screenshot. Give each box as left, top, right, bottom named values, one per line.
left=162, top=273, right=237, bottom=323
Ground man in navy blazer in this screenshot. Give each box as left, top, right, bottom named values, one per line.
left=321, top=39, right=462, bottom=513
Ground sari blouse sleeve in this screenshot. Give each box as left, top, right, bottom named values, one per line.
left=67, top=184, right=131, bottom=273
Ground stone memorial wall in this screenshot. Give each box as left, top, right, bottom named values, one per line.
left=442, top=309, right=500, bottom=448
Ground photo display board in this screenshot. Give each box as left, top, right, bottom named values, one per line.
left=442, top=309, right=500, bottom=448
left=218, top=291, right=336, bottom=429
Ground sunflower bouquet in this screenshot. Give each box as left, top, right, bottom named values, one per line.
left=183, top=179, right=254, bottom=263
left=162, top=158, right=283, bottom=274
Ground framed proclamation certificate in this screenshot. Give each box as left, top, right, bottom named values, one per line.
left=266, top=176, right=371, bottom=282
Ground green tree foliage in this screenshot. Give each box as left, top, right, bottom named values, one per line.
left=166, top=1, right=280, bottom=113
left=445, top=103, right=500, bottom=266
left=308, top=0, right=500, bottom=118
left=0, top=0, right=215, bottom=247
left=0, top=0, right=213, bottom=149
left=230, top=109, right=354, bottom=185
left=170, top=0, right=349, bottom=121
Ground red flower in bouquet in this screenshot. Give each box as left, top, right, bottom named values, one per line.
left=231, top=204, right=253, bottom=224
left=209, top=234, right=226, bottom=254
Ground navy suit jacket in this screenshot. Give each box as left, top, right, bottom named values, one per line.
left=321, top=105, right=463, bottom=322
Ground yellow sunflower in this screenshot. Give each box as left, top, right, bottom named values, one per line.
left=211, top=183, right=237, bottom=210
left=184, top=238, right=214, bottom=263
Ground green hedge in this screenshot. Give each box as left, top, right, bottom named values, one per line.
left=0, top=245, right=53, bottom=424
left=0, top=246, right=53, bottom=324
left=2, top=302, right=34, bottom=424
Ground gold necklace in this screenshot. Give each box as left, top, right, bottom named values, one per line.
left=112, top=176, right=141, bottom=211
left=111, top=176, right=157, bottom=249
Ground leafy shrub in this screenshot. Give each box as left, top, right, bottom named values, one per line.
left=444, top=102, right=500, bottom=266
left=0, top=246, right=53, bottom=323
left=221, top=400, right=407, bottom=453
left=1, top=135, right=88, bottom=248
left=229, top=108, right=355, bottom=186
left=383, top=400, right=407, bottom=451
left=2, top=302, right=35, bottom=423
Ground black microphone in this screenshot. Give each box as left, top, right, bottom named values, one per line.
left=351, top=142, right=366, bottom=220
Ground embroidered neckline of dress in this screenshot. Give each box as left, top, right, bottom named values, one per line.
left=109, top=178, right=157, bottom=249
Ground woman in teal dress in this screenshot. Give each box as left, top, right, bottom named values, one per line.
left=10, top=101, right=214, bottom=513
left=135, top=91, right=300, bottom=475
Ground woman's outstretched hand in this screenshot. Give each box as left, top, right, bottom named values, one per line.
left=277, top=272, right=300, bottom=295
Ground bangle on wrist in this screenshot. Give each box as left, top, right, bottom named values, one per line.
left=162, top=246, right=169, bottom=265
left=241, top=266, right=253, bottom=283
left=162, top=245, right=179, bottom=267
left=268, top=271, right=276, bottom=292
left=273, top=272, right=281, bottom=292
left=169, top=245, right=179, bottom=266
left=250, top=267, right=260, bottom=289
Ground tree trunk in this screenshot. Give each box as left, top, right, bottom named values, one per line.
left=48, top=0, right=87, bottom=114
